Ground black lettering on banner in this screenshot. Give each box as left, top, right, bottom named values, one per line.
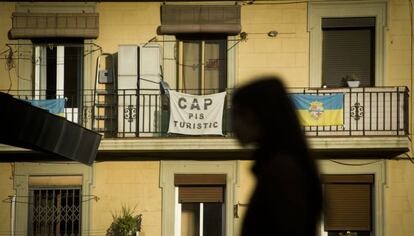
left=188, top=113, right=205, bottom=119
left=190, top=98, right=201, bottom=110
left=178, top=98, right=187, bottom=109
left=204, top=98, right=212, bottom=110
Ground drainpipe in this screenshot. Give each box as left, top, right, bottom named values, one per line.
left=11, top=195, right=16, bottom=236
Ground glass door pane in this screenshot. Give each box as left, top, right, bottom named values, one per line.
left=204, top=41, right=227, bottom=94
left=182, top=41, right=202, bottom=94
left=180, top=202, right=224, bottom=236
left=203, top=203, right=223, bottom=236
left=181, top=203, right=200, bottom=236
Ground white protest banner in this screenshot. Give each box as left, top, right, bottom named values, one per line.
left=168, top=91, right=226, bottom=135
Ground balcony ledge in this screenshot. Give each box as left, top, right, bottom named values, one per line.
left=97, top=136, right=410, bottom=159
left=0, top=135, right=409, bottom=161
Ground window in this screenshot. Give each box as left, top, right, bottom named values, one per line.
left=34, top=40, right=84, bottom=122
left=160, top=161, right=237, bottom=236
left=28, top=187, right=82, bottom=236
left=322, top=174, right=373, bottom=236
left=309, top=2, right=386, bottom=87
left=177, top=36, right=227, bottom=95
left=13, top=163, right=92, bottom=236
left=322, top=18, right=375, bottom=87
left=175, top=174, right=226, bottom=236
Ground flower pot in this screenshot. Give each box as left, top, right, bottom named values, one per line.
left=347, top=81, right=360, bottom=88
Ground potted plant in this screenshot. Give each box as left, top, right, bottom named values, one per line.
left=107, top=205, right=142, bottom=236
left=342, top=74, right=360, bottom=88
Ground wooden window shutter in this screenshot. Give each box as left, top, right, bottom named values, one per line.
left=175, top=174, right=226, bottom=203
left=322, top=174, right=373, bottom=231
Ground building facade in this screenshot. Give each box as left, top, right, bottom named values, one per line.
left=0, top=0, right=413, bottom=236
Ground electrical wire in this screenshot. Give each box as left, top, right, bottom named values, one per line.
left=2, top=194, right=100, bottom=205
left=241, top=0, right=308, bottom=5
left=5, top=46, right=15, bottom=93
left=0, top=48, right=10, bottom=56
left=329, top=159, right=382, bottom=166
left=240, top=0, right=380, bottom=5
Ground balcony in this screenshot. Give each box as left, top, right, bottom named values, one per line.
left=1, top=87, right=410, bottom=159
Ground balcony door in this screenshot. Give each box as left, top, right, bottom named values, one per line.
left=322, top=17, right=375, bottom=87
left=178, top=36, right=227, bottom=95
left=177, top=197, right=225, bottom=236
left=34, top=42, right=83, bottom=123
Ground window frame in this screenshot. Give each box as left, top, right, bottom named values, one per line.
left=321, top=17, right=376, bottom=87
left=161, top=35, right=237, bottom=92
left=175, top=188, right=226, bottom=236
left=13, top=163, right=93, bottom=236
left=33, top=41, right=84, bottom=124
left=28, top=186, right=83, bottom=236
left=160, top=161, right=238, bottom=236
left=322, top=174, right=374, bottom=233
left=318, top=160, right=386, bottom=236
left=176, top=35, right=228, bottom=94
left=309, top=1, right=387, bottom=87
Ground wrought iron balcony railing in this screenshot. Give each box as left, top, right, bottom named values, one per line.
left=3, top=86, right=409, bottom=138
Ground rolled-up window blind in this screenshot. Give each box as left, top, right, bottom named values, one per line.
left=322, top=174, right=373, bottom=231
left=9, top=12, right=99, bottom=39
left=179, top=186, right=224, bottom=203
left=158, top=5, right=241, bottom=35
left=175, top=174, right=226, bottom=203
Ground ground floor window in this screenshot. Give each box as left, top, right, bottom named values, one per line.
left=160, top=161, right=237, bottom=236
left=28, top=187, right=82, bottom=236
left=174, top=174, right=226, bottom=236
left=322, top=174, right=374, bottom=236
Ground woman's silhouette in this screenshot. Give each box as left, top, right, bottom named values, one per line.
left=232, top=77, right=322, bottom=236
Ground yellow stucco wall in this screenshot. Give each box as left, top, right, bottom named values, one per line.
left=0, top=163, right=13, bottom=236
left=91, top=161, right=161, bottom=236
left=236, top=160, right=256, bottom=235
left=0, top=1, right=414, bottom=236
left=385, top=0, right=414, bottom=235
left=386, top=160, right=414, bottom=236
left=239, top=3, right=309, bottom=87
left=96, top=2, right=160, bottom=54
left=386, top=0, right=412, bottom=87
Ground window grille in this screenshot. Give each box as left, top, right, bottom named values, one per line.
left=29, top=187, right=82, bottom=236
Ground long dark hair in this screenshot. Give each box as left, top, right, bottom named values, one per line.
left=232, top=76, right=308, bottom=157
left=232, top=76, right=323, bottom=225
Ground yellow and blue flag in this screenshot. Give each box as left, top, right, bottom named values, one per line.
left=27, top=99, right=65, bottom=116
left=290, top=94, right=344, bottom=126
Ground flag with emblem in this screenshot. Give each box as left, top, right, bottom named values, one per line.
left=27, top=99, right=65, bottom=116
left=290, top=94, right=344, bottom=126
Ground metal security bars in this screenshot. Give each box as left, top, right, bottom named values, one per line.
left=28, top=188, right=82, bottom=236
left=3, top=86, right=408, bottom=138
